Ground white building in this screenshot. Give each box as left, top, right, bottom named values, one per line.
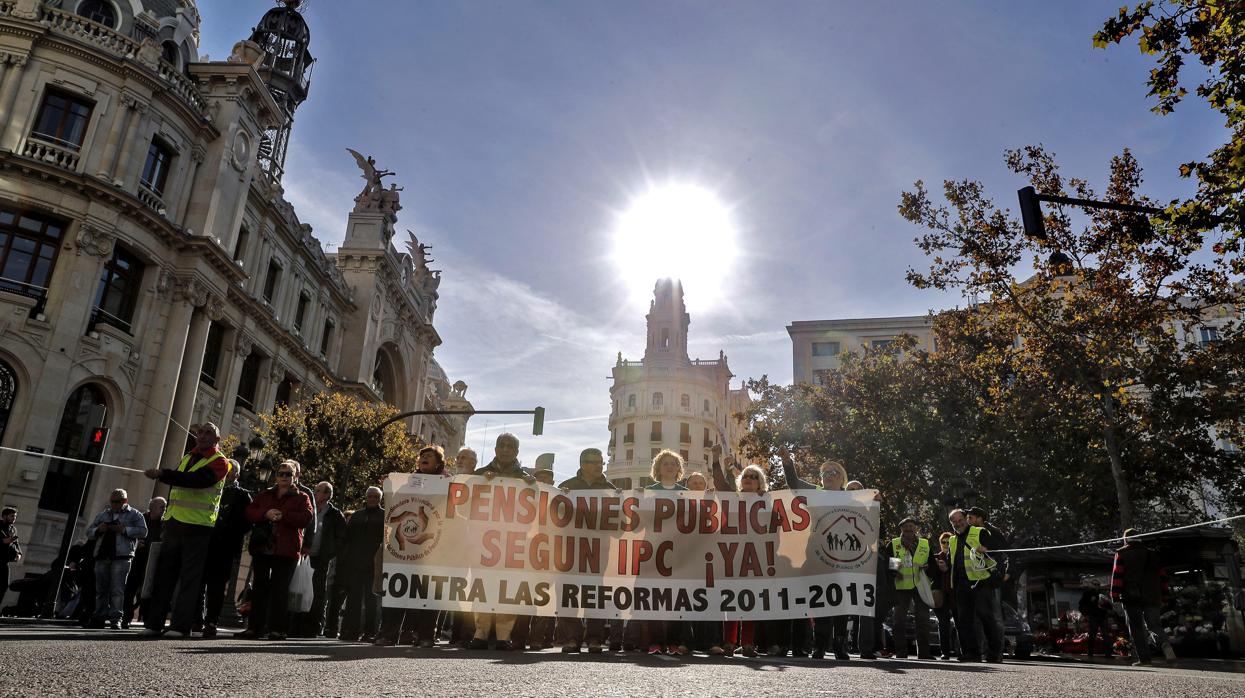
left=605, top=279, right=750, bottom=488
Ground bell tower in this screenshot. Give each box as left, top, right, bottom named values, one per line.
left=248, top=0, right=314, bottom=181
left=643, top=278, right=691, bottom=364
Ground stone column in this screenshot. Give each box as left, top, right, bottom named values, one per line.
left=110, top=96, right=148, bottom=185
left=157, top=294, right=220, bottom=469
left=0, top=54, right=29, bottom=150
left=173, top=146, right=206, bottom=228
left=218, top=332, right=252, bottom=426
left=132, top=273, right=195, bottom=470
left=93, top=95, right=134, bottom=179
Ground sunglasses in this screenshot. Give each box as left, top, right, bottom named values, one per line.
left=276, top=471, right=294, bottom=477
left=109, top=499, right=125, bottom=504
left=742, top=474, right=760, bottom=480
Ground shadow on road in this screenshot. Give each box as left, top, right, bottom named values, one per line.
left=174, top=641, right=1001, bottom=673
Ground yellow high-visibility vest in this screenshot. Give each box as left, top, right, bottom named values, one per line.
left=947, top=526, right=991, bottom=587
left=165, top=452, right=227, bottom=527
left=891, top=537, right=930, bottom=590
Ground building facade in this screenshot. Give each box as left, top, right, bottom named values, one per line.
left=605, top=279, right=750, bottom=488
left=0, top=0, right=470, bottom=607
left=788, top=315, right=934, bottom=386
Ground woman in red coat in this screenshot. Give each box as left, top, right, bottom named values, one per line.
left=237, top=459, right=313, bottom=640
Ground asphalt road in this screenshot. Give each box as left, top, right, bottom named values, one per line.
left=1, top=625, right=1241, bottom=697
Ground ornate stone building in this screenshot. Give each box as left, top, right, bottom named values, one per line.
left=605, top=279, right=751, bottom=488
left=0, top=0, right=471, bottom=606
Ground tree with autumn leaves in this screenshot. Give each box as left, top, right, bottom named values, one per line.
left=254, top=391, right=424, bottom=508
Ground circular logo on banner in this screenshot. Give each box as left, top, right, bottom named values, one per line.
left=386, top=495, right=442, bottom=561
left=812, top=507, right=875, bottom=570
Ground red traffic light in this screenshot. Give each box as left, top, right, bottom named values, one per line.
left=91, top=428, right=107, bottom=444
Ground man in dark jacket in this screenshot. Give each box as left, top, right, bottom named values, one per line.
left=306, top=481, right=346, bottom=637
left=1, top=506, right=22, bottom=611
left=1111, top=529, right=1174, bottom=665
left=199, top=461, right=251, bottom=637
left=966, top=507, right=1009, bottom=660
left=338, top=486, right=384, bottom=642
left=1078, top=579, right=1110, bottom=660
left=123, top=497, right=165, bottom=628
left=555, top=448, right=619, bottom=653
left=469, top=433, right=535, bottom=650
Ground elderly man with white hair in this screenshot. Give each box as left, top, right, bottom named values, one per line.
left=338, top=485, right=385, bottom=642
left=86, top=488, right=148, bottom=629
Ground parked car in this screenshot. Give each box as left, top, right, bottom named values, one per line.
left=882, top=602, right=1034, bottom=659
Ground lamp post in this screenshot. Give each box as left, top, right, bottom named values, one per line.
left=231, top=435, right=276, bottom=492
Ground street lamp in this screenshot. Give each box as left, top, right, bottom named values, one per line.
left=231, top=435, right=275, bottom=491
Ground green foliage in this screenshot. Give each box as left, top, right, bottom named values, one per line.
left=256, top=391, right=423, bottom=509
left=1095, top=1, right=1245, bottom=269
left=897, top=145, right=1244, bottom=531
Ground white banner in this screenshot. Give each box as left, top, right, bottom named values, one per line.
left=381, top=473, right=880, bottom=621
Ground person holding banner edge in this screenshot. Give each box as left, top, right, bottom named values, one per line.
left=469, top=433, right=536, bottom=651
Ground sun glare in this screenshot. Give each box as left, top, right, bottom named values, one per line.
left=612, top=183, right=739, bottom=310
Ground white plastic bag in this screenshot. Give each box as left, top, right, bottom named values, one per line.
left=915, top=569, right=936, bottom=608
left=287, top=556, right=313, bottom=613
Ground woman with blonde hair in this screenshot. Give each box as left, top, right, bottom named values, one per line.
left=644, top=450, right=689, bottom=655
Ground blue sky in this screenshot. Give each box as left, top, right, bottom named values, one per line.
left=200, top=1, right=1220, bottom=478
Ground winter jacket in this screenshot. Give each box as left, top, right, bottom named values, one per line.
left=0, top=521, right=20, bottom=562
left=1110, top=542, right=1167, bottom=606
left=339, top=505, right=385, bottom=571
left=310, top=503, right=347, bottom=565
left=86, top=505, right=148, bottom=558
left=558, top=469, right=620, bottom=491
left=246, top=486, right=313, bottom=559
left=474, top=458, right=536, bottom=483
left=779, top=455, right=819, bottom=491
left=209, top=483, right=253, bottom=556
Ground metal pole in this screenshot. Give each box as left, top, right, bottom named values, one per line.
left=51, top=468, right=93, bottom=616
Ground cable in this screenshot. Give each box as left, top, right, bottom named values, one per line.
left=0, top=445, right=146, bottom=474
left=989, top=513, right=1245, bottom=553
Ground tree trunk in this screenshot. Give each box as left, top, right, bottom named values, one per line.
left=1100, top=396, right=1134, bottom=530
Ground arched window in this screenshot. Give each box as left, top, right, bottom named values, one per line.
left=161, top=41, right=180, bottom=68
left=40, top=383, right=108, bottom=513
left=627, top=394, right=636, bottom=408
left=703, top=398, right=710, bottom=413
left=77, top=0, right=117, bottom=29
left=651, top=392, right=663, bottom=408
left=0, top=358, right=16, bottom=446
left=372, top=349, right=396, bottom=406
left=680, top=394, right=690, bottom=409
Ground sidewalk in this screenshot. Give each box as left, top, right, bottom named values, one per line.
left=1031, top=650, right=1245, bottom=672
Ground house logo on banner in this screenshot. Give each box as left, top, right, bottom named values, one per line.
left=812, top=508, right=875, bottom=569
left=386, top=495, right=443, bottom=561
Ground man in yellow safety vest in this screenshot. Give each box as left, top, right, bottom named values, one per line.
left=138, top=422, right=231, bottom=638
left=937, top=508, right=1003, bottom=662
left=889, top=517, right=934, bottom=659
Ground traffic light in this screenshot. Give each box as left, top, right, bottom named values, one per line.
left=532, top=406, right=545, bottom=436
left=84, top=427, right=110, bottom=462
left=1017, top=186, right=1047, bottom=240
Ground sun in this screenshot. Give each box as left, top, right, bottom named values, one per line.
left=611, top=183, right=739, bottom=310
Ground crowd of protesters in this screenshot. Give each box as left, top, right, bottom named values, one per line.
left=0, top=424, right=1177, bottom=667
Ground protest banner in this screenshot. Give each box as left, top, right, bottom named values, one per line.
left=381, top=473, right=880, bottom=621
